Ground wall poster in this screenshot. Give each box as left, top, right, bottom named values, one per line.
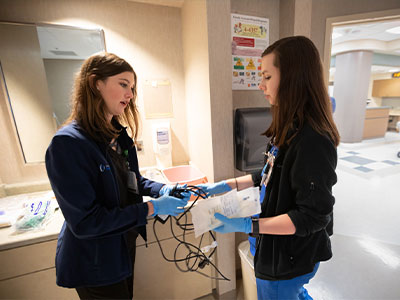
left=231, top=13, right=269, bottom=90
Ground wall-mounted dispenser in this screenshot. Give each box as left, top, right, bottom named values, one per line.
left=235, top=107, right=272, bottom=172
left=152, top=121, right=172, bottom=169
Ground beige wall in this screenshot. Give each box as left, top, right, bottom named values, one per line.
left=207, top=0, right=234, bottom=183
left=280, top=0, right=312, bottom=38
left=279, top=0, right=295, bottom=38
left=206, top=0, right=236, bottom=294
left=0, top=24, right=55, bottom=164
left=181, top=0, right=214, bottom=182
left=0, top=0, right=189, bottom=190
left=294, top=0, right=312, bottom=37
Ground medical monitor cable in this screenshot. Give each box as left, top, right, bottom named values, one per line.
left=152, top=185, right=230, bottom=281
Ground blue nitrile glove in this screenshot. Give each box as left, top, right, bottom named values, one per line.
left=196, top=181, right=231, bottom=197
left=159, top=184, right=191, bottom=202
left=213, top=213, right=252, bottom=234
left=150, top=195, right=188, bottom=216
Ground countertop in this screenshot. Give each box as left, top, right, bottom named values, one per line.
left=389, top=109, right=400, bottom=116
left=0, top=168, right=166, bottom=251
left=366, top=106, right=391, bottom=110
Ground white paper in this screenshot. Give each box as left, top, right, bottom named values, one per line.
left=191, top=187, right=261, bottom=237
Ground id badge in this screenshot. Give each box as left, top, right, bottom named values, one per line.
left=260, top=152, right=275, bottom=187
left=260, top=162, right=268, bottom=187
left=127, top=171, right=139, bottom=194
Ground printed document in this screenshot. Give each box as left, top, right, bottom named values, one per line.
left=191, top=187, right=261, bottom=237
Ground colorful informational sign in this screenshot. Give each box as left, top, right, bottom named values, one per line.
left=231, top=13, right=269, bottom=90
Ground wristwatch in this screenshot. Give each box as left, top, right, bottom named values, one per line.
left=250, top=217, right=259, bottom=237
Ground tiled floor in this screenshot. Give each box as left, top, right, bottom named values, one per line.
left=197, top=131, right=400, bottom=300
left=334, top=131, right=400, bottom=246
left=337, top=132, right=400, bottom=179
left=307, top=234, right=400, bottom=299
left=301, top=131, right=400, bottom=299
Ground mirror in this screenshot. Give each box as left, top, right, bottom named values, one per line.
left=0, top=22, right=105, bottom=163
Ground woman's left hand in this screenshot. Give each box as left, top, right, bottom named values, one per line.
left=213, top=213, right=252, bottom=234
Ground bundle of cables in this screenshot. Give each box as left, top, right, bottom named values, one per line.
left=152, top=185, right=230, bottom=281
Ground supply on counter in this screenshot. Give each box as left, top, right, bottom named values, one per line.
left=0, top=210, right=12, bottom=228
left=14, top=193, right=58, bottom=233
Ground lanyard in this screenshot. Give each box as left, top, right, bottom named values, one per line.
left=260, top=143, right=279, bottom=187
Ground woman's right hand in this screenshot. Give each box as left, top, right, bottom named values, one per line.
left=196, top=181, right=232, bottom=197
left=150, top=195, right=188, bottom=216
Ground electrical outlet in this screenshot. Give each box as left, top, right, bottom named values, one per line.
left=136, top=140, right=144, bottom=152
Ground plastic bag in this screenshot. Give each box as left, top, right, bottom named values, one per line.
left=14, top=198, right=57, bottom=232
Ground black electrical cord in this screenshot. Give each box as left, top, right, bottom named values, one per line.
left=152, top=185, right=230, bottom=281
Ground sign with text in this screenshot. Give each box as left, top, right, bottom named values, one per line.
left=231, top=13, right=269, bottom=90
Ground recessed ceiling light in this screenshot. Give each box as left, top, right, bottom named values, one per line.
left=332, top=32, right=342, bottom=39
left=386, top=26, right=400, bottom=34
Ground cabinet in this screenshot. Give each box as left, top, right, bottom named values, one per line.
left=0, top=240, right=77, bottom=299
left=362, top=107, right=390, bottom=139
left=0, top=217, right=213, bottom=299
left=372, top=79, right=400, bottom=97
left=134, top=217, right=213, bottom=299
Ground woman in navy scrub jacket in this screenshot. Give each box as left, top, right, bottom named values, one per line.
left=46, top=53, right=188, bottom=299
left=198, top=36, right=340, bottom=299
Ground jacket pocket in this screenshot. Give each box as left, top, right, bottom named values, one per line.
left=270, top=236, right=294, bottom=277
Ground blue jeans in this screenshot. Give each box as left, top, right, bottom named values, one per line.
left=256, top=262, right=320, bottom=300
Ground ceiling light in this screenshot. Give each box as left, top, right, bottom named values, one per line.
left=386, top=26, right=400, bottom=34
left=332, top=32, right=342, bottom=39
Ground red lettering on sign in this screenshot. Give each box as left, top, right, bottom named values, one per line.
left=233, top=37, right=255, bottom=47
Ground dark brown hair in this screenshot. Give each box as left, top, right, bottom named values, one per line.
left=65, top=52, right=139, bottom=142
left=262, top=36, right=340, bottom=147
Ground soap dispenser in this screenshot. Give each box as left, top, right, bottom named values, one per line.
left=152, top=121, right=172, bottom=169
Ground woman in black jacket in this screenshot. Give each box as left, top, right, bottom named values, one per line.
left=198, top=36, right=340, bottom=299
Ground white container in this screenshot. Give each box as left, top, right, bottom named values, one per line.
left=238, top=240, right=257, bottom=300
left=152, top=121, right=172, bottom=169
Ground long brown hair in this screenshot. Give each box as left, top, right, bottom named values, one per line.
left=65, top=52, right=139, bottom=143
left=263, top=36, right=340, bottom=147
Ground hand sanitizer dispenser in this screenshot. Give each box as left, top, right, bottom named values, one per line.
left=152, top=121, right=172, bottom=169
